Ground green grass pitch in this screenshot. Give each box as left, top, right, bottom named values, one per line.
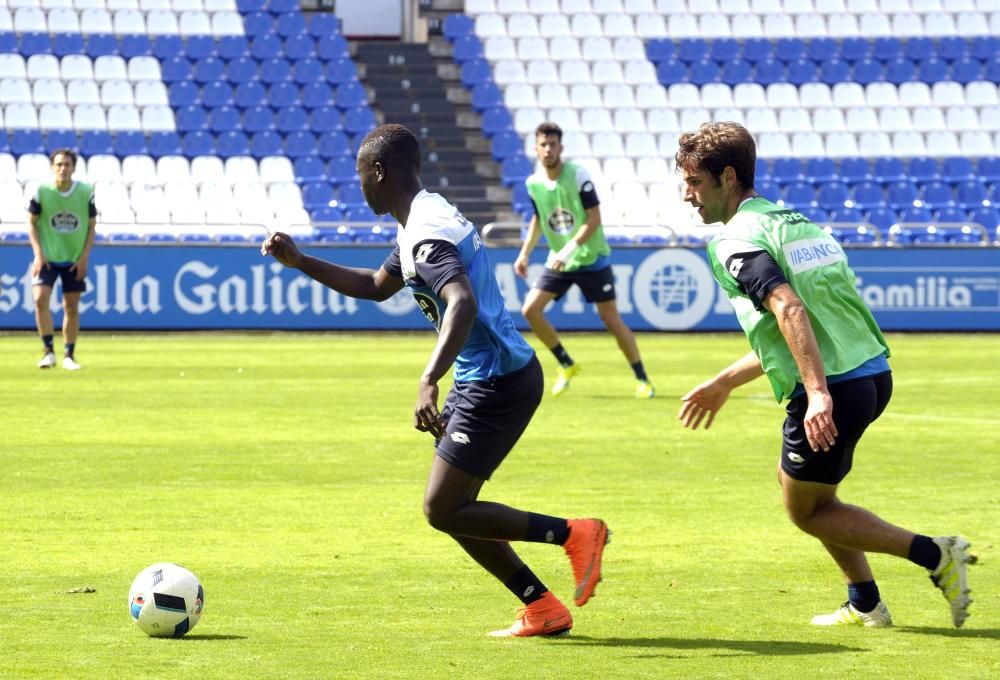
left=1, top=331, right=997, bottom=679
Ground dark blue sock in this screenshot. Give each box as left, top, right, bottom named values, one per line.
left=64, top=342, right=75, bottom=358
left=550, top=344, right=573, bottom=367
left=631, top=361, right=648, bottom=381
left=848, top=580, right=881, bottom=613
left=525, top=513, right=570, bottom=545
left=908, top=534, right=942, bottom=571
left=504, top=565, right=548, bottom=605
left=42, top=334, right=54, bottom=352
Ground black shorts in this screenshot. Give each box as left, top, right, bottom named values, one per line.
left=33, top=262, right=87, bottom=294
left=534, top=266, right=616, bottom=303
left=435, top=355, right=544, bottom=480
left=781, top=372, right=893, bottom=485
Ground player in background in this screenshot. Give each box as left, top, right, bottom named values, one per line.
left=262, top=124, right=609, bottom=637
left=514, top=122, right=654, bottom=399
left=28, top=148, right=96, bottom=371
left=675, top=122, right=972, bottom=628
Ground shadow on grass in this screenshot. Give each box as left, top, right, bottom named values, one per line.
left=177, top=634, right=248, bottom=641
left=895, top=627, right=1000, bottom=640
left=557, top=636, right=864, bottom=657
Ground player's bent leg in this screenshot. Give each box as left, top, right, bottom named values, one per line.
left=520, top=288, right=561, bottom=349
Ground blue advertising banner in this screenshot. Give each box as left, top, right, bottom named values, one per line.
left=1, top=243, right=998, bottom=331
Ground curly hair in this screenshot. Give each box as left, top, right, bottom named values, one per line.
left=675, top=122, right=756, bottom=190
left=358, top=124, right=421, bottom=173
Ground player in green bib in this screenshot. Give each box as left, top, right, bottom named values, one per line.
left=28, top=149, right=96, bottom=371
left=675, top=122, right=971, bottom=629
left=514, top=122, right=654, bottom=399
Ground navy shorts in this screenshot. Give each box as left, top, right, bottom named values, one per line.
left=534, top=266, right=616, bottom=303
left=33, top=262, right=86, bottom=293
left=435, top=355, right=544, bottom=480
left=780, top=372, right=893, bottom=485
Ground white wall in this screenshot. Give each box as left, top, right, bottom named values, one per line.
left=336, top=0, right=402, bottom=38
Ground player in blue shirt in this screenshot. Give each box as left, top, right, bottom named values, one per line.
left=262, top=124, right=608, bottom=637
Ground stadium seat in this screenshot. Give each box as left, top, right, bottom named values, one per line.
left=850, top=181, right=885, bottom=210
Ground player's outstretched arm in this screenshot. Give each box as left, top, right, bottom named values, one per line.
left=262, top=232, right=403, bottom=301
left=678, top=351, right=763, bottom=430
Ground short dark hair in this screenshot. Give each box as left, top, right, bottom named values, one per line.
left=50, top=148, right=78, bottom=167
left=535, top=122, right=562, bottom=141
left=358, top=124, right=421, bottom=173
left=675, top=122, right=756, bottom=190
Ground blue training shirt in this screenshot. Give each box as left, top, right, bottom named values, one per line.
left=382, top=190, right=535, bottom=383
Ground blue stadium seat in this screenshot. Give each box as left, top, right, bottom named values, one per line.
left=798, top=206, right=829, bottom=224
left=194, top=57, right=226, bottom=84
left=11, top=130, right=45, bottom=155
left=327, top=156, right=357, bottom=184
left=917, top=58, right=949, bottom=82
left=938, top=36, right=968, bottom=61
left=908, top=157, right=939, bottom=183
left=443, top=13, right=474, bottom=41
left=234, top=81, right=267, bottom=108
left=209, top=106, right=241, bottom=133
left=742, top=38, right=772, bottom=63
left=934, top=207, right=968, bottom=224
left=80, top=131, right=113, bottom=156
left=284, top=34, right=317, bottom=60
left=971, top=36, right=1000, bottom=61
left=161, top=57, right=193, bottom=83
left=656, top=59, right=688, bottom=84
left=227, top=57, right=259, bottom=84
left=293, top=57, right=324, bottom=84
left=309, top=105, right=342, bottom=133
left=829, top=207, right=864, bottom=223
left=904, top=37, right=934, bottom=62
left=309, top=12, right=341, bottom=38
left=268, top=0, right=299, bottom=13
left=818, top=182, right=850, bottom=210
left=250, top=34, right=283, bottom=59
left=471, top=82, right=502, bottom=111
left=461, top=59, right=492, bottom=87
left=850, top=181, right=884, bottom=210
left=985, top=58, right=1000, bottom=83
left=887, top=181, right=918, bottom=209
left=337, top=182, right=366, bottom=209
left=260, top=57, right=292, bottom=85
left=884, top=58, right=916, bottom=85
left=182, top=131, right=215, bottom=157
left=201, top=81, right=234, bottom=108
left=294, top=156, right=327, bottom=182
left=335, top=82, right=368, bottom=109
left=148, top=131, right=182, bottom=157
left=150, top=34, right=182, bottom=59
left=754, top=59, right=785, bottom=85
left=52, top=32, right=83, bottom=57
left=710, top=38, right=740, bottom=62
left=176, top=105, right=209, bottom=133
left=185, top=35, right=216, bottom=59
left=218, top=35, right=250, bottom=60
left=977, top=157, right=1000, bottom=183
left=775, top=38, right=806, bottom=63
left=872, top=37, right=902, bottom=61
left=783, top=181, right=816, bottom=208
left=243, top=11, right=274, bottom=37
left=45, top=129, right=77, bottom=152
left=840, top=157, right=872, bottom=184
left=120, top=34, right=152, bottom=58
left=316, top=34, right=350, bottom=60
left=242, top=105, right=273, bottom=133
left=490, top=131, right=522, bottom=161
left=85, top=33, right=118, bottom=58
left=969, top=206, right=1000, bottom=230
left=326, top=57, right=359, bottom=85
left=755, top=179, right=781, bottom=203
left=874, top=157, right=906, bottom=184
left=302, top=181, right=335, bottom=209
left=807, top=38, right=837, bottom=63
left=690, top=59, right=721, bottom=85
left=237, top=0, right=266, bottom=10
left=819, top=58, right=850, bottom=84
left=316, top=224, right=353, bottom=242
left=840, top=38, right=871, bottom=61
left=839, top=226, right=879, bottom=245
left=921, top=181, right=955, bottom=209
left=301, top=81, right=335, bottom=108
left=276, top=105, right=309, bottom=133
left=276, top=12, right=306, bottom=39
left=249, top=130, right=283, bottom=158
left=511, top=183, right=532, bottom=216
left=951, top=58, right=983, bottom=84
left=678, top=38, right=709, bottom=63
left=772, top=157, right=805, bottom=183
left=645, top=39, right=675, bottom=63
left=284, top=130, right=319, bottom=158
left=909, top=226, right=946, bottom=244
left=269, top=81, right=302, bottom=106
left=217, top=131, right=250, bottom=157
left=943, top=225, right=985, bottom=245
left=500, top=155, right=533, bottom=187
left=482, top=106, right=513, bottom=137
left=942, top=157, right=975, bottom=184
left=342, top=106, right=376, bottom=135
left=806, top=158, right=837, bottom=184
left=452, top=35, right=483, bottom=63
left=114, top=131, right=147, bottom=156
left=722, top=58, right=753, bottom=85
left=788, top=58, right=818, bottom=85
left=755, top=157, right=771, bottom=183
left=956, top=180, right=989, bottom=208
left=20, top=32, right=51, bottom=55
left=851, top=58, right=883, bottom=85
left=897, top=205, right=932, bottom=224
left=865, top=207, right=898, bottom=232
left=318, top=130, right=351, bottom=159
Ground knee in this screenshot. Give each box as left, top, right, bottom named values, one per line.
left=423, top=497, right=456, bottom=534
left=785, top=497, right=833, bottom=532
left=521, top=301, right=540, bottom=321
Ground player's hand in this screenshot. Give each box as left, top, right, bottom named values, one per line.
left=550, top=257, right=567, bottom=272
left=31, top=256, right=49, bottom=278
left=414, top=378, right=446, bottom=439
left=803, top=390, right=837, bottom=452
left=678, top=378, right=732, bottom=430
left=70, top=257, right=88, bottom=281
left=261, top=232, right=304, bottom=268
left=514, top=254, right=529, bottom=278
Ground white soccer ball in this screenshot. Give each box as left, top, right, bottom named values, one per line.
left=128, top=563, right=204, bottom=638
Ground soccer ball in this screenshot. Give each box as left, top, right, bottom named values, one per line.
left=128, top=563, right=204, bottom=638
